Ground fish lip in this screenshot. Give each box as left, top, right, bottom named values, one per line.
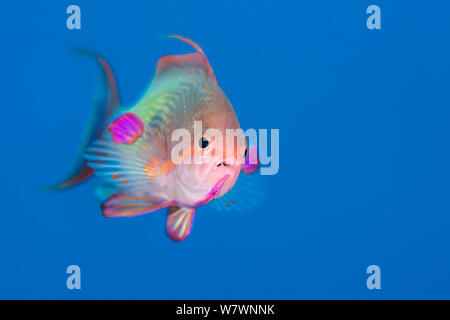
left=193, top=174, right=230, bottom=207
left=211, top=174, right=230, bottom=194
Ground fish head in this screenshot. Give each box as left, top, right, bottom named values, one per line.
left=171, top=87, right=247, bottom=206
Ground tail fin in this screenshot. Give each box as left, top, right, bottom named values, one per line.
left=47, top=50, right=121, bottom=190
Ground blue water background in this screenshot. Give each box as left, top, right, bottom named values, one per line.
left=1, top=0, right=450, bottom=299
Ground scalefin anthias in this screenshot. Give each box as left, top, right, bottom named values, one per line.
left=50, top=36, right=265, bottom=242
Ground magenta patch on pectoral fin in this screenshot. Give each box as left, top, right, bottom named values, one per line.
left=108, top=113, right=144, bottom=144
left=166, top=206, right=196, bottom=242
left=241, top=145, right=259, bottom=175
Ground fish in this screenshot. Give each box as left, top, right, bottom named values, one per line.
left=51, top=35, right=263, bottom=241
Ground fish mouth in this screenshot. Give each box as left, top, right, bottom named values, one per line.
left=216, top=161, right=228, bottom=167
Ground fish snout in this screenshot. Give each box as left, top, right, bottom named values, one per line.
left=216, top=161, right=229, bottom=168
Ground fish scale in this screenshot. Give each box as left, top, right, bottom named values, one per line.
left=132, top=72, right=207, bottom=143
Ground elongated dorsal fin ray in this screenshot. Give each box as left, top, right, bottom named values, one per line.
left=155, top=35, right=217, bottom=85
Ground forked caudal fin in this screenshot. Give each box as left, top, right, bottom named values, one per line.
left=46, top=50, right=121, bottom=190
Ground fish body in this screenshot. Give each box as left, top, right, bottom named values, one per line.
left=127, top=47, right=242, bottom=207
left=53, top=36, right=261, bottom=241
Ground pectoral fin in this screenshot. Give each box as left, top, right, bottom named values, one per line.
left=85, top=113, right=169, bottom=195
left=166, top=206, right=196, bottom=242
left=207, top=172, right=266, bottom=212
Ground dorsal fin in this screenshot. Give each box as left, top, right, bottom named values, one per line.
left=155, top=35, right=217, bottom=84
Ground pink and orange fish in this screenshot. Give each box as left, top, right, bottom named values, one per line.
left=52, top=36, right=263, bottom=241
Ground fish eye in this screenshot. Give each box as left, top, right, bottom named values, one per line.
left=199, top=137, right=210, bottom=149
left=244, top=147, right=248, bottom=158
